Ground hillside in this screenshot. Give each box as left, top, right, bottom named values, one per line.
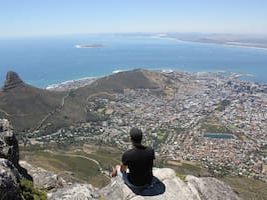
left=0, top=69, right=166, bottom=131
left=0, top=71, right=65, bottom=131
left=90, top=69, right=160, bottom=92
left=73, top=69, right=161, bottom=98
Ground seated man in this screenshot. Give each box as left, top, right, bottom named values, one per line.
left=112, top=128, right=155, bottom=188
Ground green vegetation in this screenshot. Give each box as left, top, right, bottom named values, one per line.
left=150, top=129, right=168, bottom=148
left=164, top=160, right=207, bottom=177
left=216, top=99, right=231, bottom=111
left=86, top=112, right=108, bottom=122
left=20, top=179, right=47, bottom=200
left=40, top=151, right=99, bottom=179
left=201, top=117, right=231, bottom=133
left=176, top=173, right=187, bottom=181
left=157, top=130, right=167, bottom=142
left=22, top=150, right=110, bottom=187
left=20, top=144, right=122, bottom=188
left=221, top=176, right=267, bottom=200
left=261, top=145, right=267, bottom=155
left=73, top=149, right=121, bottom=171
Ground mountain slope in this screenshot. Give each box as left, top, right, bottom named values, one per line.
left=0, top=69, right=164, bottom=131
left=0, top=71, right=65, bottom=131
left=73, top=69, right=161, bottom=99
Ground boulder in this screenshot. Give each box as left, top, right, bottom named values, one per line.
left=20, top=161, right=66, bottom=190
left=0, top=158, right=22, bottom=200
left=100, top=168, right=240, bottom=200
left=0, top=119, right=32, bottom=181
left=186, top=175, right=240, bottom=200
left=48, top=183, right=100, bottom=200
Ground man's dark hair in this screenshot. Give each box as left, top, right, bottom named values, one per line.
left=130, top=128, right=143, bottom=144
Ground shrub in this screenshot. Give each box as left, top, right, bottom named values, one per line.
left=20, top=179, right=47, bottom=200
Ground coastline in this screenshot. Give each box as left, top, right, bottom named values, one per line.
left=46, top=76, right=97, bottom=91
left=153, top=35, right=267, bottom=51
left=45, top=69, right=262, bottom=92
left=223, top=43, right=267, bottom=51
left=46, top=69, right=132, bottom=91
left=45, top=69, right=130, bottom=91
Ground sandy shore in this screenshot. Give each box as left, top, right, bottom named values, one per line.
left=46, top=76, right=97, bottom=91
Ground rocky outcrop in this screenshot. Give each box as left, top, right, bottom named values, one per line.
left=0, top=119, right=33, bottom=200
left=38, top=167, right=241, bottom=200
left=22, top=163, right=240, bottom=200
left=0, top=158, right=22, bottom=200
left=100, top=168, right=240, bottom=200
left=0, top=119, right=32, bottom=181
left=20, top=161, right=99, bottom=200
left=186, top=175, right=239, bottom=200
left=20, top=161, right=66, bottom=190
left=48, top=183, right=100, bottom=200
left=3, top=71, right=25, bottom=91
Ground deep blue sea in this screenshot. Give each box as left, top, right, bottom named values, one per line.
left=0, top=34, right=267, bottom=88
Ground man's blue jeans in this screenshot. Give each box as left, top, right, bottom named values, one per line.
left=119, top=172, right=166, bottom=196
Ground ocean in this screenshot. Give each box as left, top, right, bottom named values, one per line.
left=0, top=34, right=267, bottom=88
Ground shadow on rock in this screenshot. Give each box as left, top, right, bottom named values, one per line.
left=126, top=176, right=166, bottom=196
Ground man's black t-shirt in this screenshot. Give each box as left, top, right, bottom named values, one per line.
left=122, top=145, right=155, bottom=186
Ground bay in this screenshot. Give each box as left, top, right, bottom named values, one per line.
left=0, top=34, right=266, bottom=88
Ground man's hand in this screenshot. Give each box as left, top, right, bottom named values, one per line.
left=120, top=164, right=127, bottom=173
left=111, top=165, right=122, bottom=177
left=111, top=164, right=127, bottom=177
left=111, top=168, right=117, bottom=177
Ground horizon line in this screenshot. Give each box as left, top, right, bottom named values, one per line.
left=1, top=31, right=267, bottom=39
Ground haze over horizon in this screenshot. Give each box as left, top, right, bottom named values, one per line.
left=1, top=0, right=267, bottom=38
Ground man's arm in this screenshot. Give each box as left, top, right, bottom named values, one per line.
left=121, top=152, right=128, bottom=173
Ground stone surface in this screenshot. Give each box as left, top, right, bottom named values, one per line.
left=48, top=183, right=100, bottom=200
left=100, top=168, right=241, bottom=200
left=41, top=166, right=240, bottom=200
left=0, top=119, right=23, bottom=200
left=0, top=158, right=22, bottom=200
left=0, top=119, right=32, bottom=181
left=20, top=161, right=66, bottom=190
left=186, top=175, right=240, bottom=200
left=0, top=118, right=34, bottom=200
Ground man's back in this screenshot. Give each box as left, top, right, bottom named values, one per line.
left=122, top=145, right=155, bottom=186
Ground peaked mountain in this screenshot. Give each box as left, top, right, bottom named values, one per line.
left=0, top=69, right=164, bottom=131
left=73, top=69, right=161, bottom=98
left=0, top=71, right=89, bottom=132
left=90, top=69, right=159, bottom=91
left=0, top=71, right=67, bottom=131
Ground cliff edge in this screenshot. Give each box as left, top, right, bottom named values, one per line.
left=46, top=167, right=240, bottom=200
left=0, top=119, right=32, bottom=199
left=100, top=168, right=240, bottom=200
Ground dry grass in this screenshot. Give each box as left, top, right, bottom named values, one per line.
left=221, top=176, right=267, bottom=200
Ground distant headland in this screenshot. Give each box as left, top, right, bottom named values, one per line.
left=75, top=44, right=104, bottom=48
left=153, top=33, right=267, bottom=50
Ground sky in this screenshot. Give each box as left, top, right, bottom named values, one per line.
left=0, top=0, right=267, bottom=38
